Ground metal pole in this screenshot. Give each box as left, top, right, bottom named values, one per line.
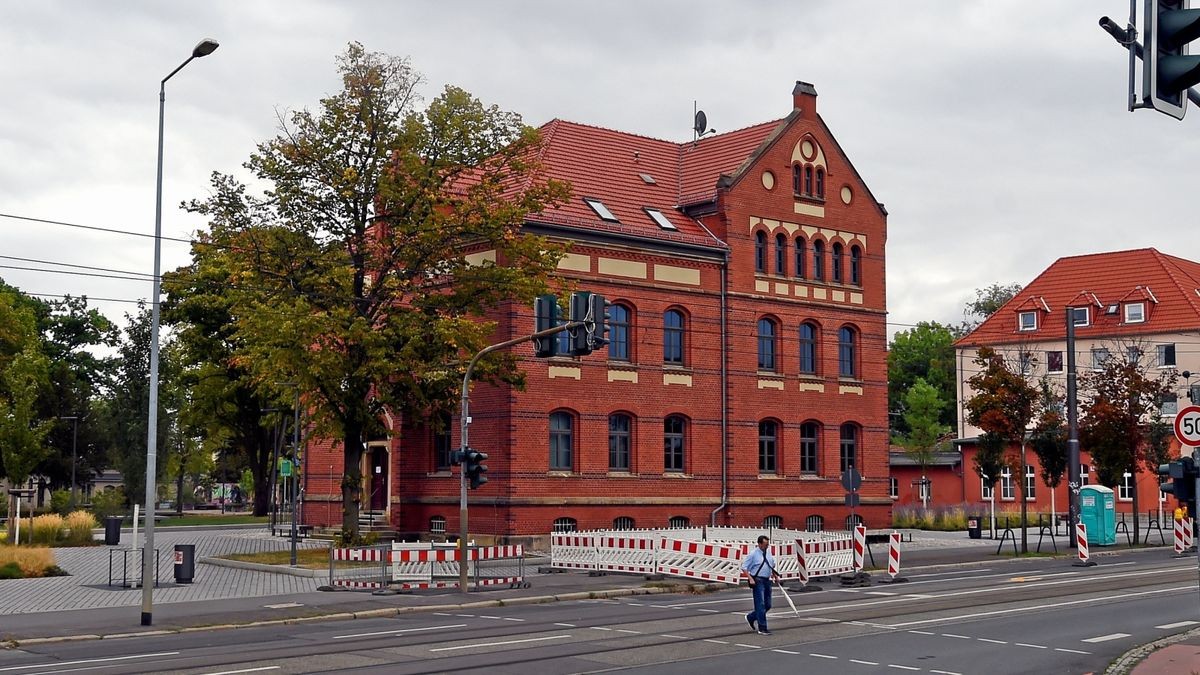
left=142, top=39, right=218, bottom=627
left=291, top=389, right=300, bottom=566
left=1066, top=310, right=1080, bottom=549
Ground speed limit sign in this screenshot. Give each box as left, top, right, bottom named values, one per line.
left=1176, top=405, right=1200, bottom=447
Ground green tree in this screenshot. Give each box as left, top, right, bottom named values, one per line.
left=0, top=284, right=53, bottom=527
left=1029, top=376, right=1068, bottom=518
left=888, top=321, right=957, bottom=434
left=181, top=44, right=570, bottom=540
left=961, top=282, right=1022, bottom=333
left=895, top=378, right=950, bottom=508
left=965, top=346, right=1038, bottom=552
left=1079, top=344, right=1176, bottom=545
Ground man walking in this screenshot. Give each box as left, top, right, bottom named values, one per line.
left=741, top=535, right=781, bottom=635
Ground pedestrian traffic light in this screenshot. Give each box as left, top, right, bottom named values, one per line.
left=533, top=294, right=560, bottom=358
left=1159, top=456, right=1198, bottom=515
left=449, top=449, right=464, bottom=466
left=1144, top=0, right=1200, bottom=119
left=569, top=291, right=593, bottom=356
left=586, top=293, right=610, bottom=352
left=464, top=447, right=489, bottom=490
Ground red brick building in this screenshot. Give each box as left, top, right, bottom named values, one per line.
left=304, top=82, right=891, bottom=541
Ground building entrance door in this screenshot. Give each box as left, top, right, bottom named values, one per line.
left=369, top=445, right=388, bottom=512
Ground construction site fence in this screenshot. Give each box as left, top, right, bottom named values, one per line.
left=328, top=542, right=526, bottom=591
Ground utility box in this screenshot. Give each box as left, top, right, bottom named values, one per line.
left=1079, top=485, right=1117, bottom=546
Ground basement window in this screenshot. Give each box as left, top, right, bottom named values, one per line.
left=644, top=208, right=677, bottom=230
left=584, top=198, right=619, bottom=222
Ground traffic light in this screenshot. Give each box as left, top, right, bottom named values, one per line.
left=449, top=449, right=465, bottom=466
left=533, top=294, right=560, bottom=358
left=464, top=447, right=489, bottom=490
left=569, top=291, right=593, bottom=356
left=586, top=293, right=610, bottom=352
left=1159, top=456, right=1198, bottom=514
left=1144, top=0, right=1200, bottom=119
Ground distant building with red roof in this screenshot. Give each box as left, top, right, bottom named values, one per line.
left=304, top=82, right=891, bottom=543
left=949, top=248, right=1200, bottom=521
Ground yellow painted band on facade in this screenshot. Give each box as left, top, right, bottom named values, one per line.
left=607, top=370, right=638, bottom=383
left=839, top=385, right=864, bottom=395
left=548, top=365, right=581, bottom=380
left=663, top=372, right=693, bottom=387
left=798, top=382, right=826, bottom=393
left=757, top=379, right=785, bottom=390
left=794, top=285, right=809, bottom=297
left=794, top=202, right=825, bottom=218
left=850, top=292, right=864, bottom=305
left=812, top=287, right=828, bottom=300
left=774, top=282, right=790, bottom=295
left=755, top=280, right=771, bottom=293
left=832, top=290, right=846, bottom=302
left=557, top=253, right=591, bottom=272
left=465, top=250, right=496, bottom=266
left=654, top=264, right=700, bottom=286
left=598, top=257, right=648, bottom=279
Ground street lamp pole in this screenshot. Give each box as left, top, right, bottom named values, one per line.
left=59, top=416, right=79, bottom=509
left=142, top=38, right=219, bottom=627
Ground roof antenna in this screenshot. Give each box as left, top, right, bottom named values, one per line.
left=693, top=101, right=715, bottom=143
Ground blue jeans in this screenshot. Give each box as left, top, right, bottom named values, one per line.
left=746, top=577, right=772, bottom=630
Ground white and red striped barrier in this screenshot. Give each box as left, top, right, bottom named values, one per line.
left=1076, top=523, right=1090, bottom=563
left=887, top=531, right=901, bottom=580
left=793, top=537, right=856, bottom=588
left=330, top=544, right=525, bottom=590
left=595, top=535, right=658, bottom=575
left=1174, top=518, right=1186, bottom=555
left=1186, top=518, right=1195, bottom=550
left=853, top=525, right=867, bottom=571
left=551, top=534, right=598, bottom=572
left=655, top=538, right=743, bottom=584
left=332, top=547, right=387, bottom=562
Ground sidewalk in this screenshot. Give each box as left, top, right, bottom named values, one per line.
left=0, top=526, right=1191, bottom=674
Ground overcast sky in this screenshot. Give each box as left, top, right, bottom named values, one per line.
left=2, top=1, right=1197, bottom=340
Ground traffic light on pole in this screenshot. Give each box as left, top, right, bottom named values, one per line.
left=569, top=291, right=593, bottom=356
left=1144, top=0, right=1200, bottom=119
left=1159, top=456, right=1198, bottom=514
left=586, top=293, right=610, bottom=352
left=533, top=294, right=559, bottom=358
left=464, top=447, right=489, bottom=490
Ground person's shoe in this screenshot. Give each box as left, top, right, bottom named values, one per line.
left=757, top=629, right=773, bottom=635
left=746, top=615, right=756, bottom=631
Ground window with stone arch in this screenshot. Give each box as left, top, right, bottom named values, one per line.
left=757, top=317, right=779, bottom=372
left=816, top=167, right=825, bottom=198
left=838, top=325, right=859, bottom=378
left=775, top=233, right=787, bottom=275
left=831, top=242, right=844, bottom=283
left=805, top=514, right=824, bottom=532
left=794, top=236, right=806, bottom=278
left=754, top=230, right=767, bottom=273
left=549, top=410, right=575, bottom=471
left=792, top=137, right=828, bottom=200
left=812, top=239, right=825, bottom=281
left=553, top=517, right=578, bottom=533
left=799, top=321, right=819, bottom=375
left=608, top=303, right=632, bottom=361
left=850, top=245, right=862, bottom=286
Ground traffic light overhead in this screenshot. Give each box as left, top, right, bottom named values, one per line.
left=1144, top=0, right=1200, bottom=119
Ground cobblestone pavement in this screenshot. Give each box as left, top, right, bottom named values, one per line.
left=0, top=528, right=329, bottom=616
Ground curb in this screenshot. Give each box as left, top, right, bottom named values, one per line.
left=1105, top=626, right=1200, bottom=675
left=1, top=581, right=724, bottom=648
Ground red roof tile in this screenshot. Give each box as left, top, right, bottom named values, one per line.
left=957, top=248, right=1200, bottom=346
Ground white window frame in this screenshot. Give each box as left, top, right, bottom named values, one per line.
left=889, top=477, right=898, bottom=499
left=1157, top=343, right=1176, bottom=368
left=1161, top=393, right=1179, bottom=416
left=1118, top=474, right=1133, bottom=501
left=583, top=198, right=619, bottom=222
left=1091, top=347, right=1110, bottom=371
left=1019, top=351, right=1034, bottom=376
left=1124, top=302, right=1145, bottom=323
left=1000, top=467, right=1015, bottom=500
left=1024, top=464, right=1036, bottom=501
left=918, top=479, right=932, bottom=501
left=1018, top=311, right=1037, bottom=331
left=1046, top=350, right=1064, bottom=374
left=1080, top=464, right=1090, bottom=487
left=981, top=478, right=993, bottom=500
left=1071, top=306, right=1090, bottom=327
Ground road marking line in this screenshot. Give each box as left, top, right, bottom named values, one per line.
left=480, top=615, right=501, bottom=620
left=866, top=591, right=896, bottom=596
left=554, top=623, right=576, bottom=627
left=1082, top=633, right=1130, bottom=643
left=650, top=605, right=672, bottom=609
left=704, top=639, right=729, bottom=645
left=734, top=644, right=761, bottom=649
left=977, top=638, right=1007, bottom=644
left=661, top=634, right=688, bottom=639
left=942, top=634, right=970, bottom=639
left=698, top=609, right=719, bottom=613
left=850, top=659, right=879, bottom=665
left=810, top=653, right=837, bottom=659
left=930, top=670, right=963, bottom=675
left=1055, top=648, right=1091, bottom=654
left=200, top=668, right=281, bottom=675
left=773, top=649, right=800, bottom=654
left=883, top=586, right=1181, bottom=628
left=430, top=634, right=572, bottom=652
left=332, top=624, right=466, bottom=640
left=615, top=629, right=641, bottom=634
left=888, top=665, right=920, bottom=671
left=455, top=614, right=474, bottom=617
left=908, top=630, right=935, bottom=635
left=0, top=653, right=181, bottom=672
left=501, top=618, right=524, bottom=622
left=263, top=602, right=302, bottom=609
left=1156, top=621, right=1199, bottom=629
left=433, top=612, right=453, bottom=616
left=627, top=602, right=643, bottom=606
left=1016, top=643, right=1047, bottom=649
left=591, top=627, right=614, bottom=631
left=903, top=594, right=933, bottom=599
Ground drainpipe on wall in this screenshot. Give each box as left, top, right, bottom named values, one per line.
left=710, top=251, right=730, bottom=526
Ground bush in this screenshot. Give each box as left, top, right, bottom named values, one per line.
left=0, top=546, right=57, bottom=577
left=64, top=510, right=98, bottom=545
left=892, top=503, right=970, bottom=531
left=0, top=562, right=22, bottom=579
left=90, top=488, right=126, bottom=520
left=50, top=489, right=72, bottom=516
left=30, top=514, right=66, bottom=545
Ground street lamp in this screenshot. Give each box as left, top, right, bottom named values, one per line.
left=142, top=37, right=219, bottom=628
left=58, top=416, right=79, bottom=509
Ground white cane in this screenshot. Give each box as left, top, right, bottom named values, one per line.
left=778, top=581, right=798, bottom=616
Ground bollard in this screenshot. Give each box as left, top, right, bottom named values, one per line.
left=852, top=525, right=866, bottom=571
left=1072, top=523, right=1096, bottom=567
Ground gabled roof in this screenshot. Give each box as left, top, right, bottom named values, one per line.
left=523, top=118, right=784, bottom=249
left=957, top=248, right=1200, bottom=346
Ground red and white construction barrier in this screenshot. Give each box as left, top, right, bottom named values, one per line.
left=887, top=531, right=901, bottom=580
left=853, top=525, right=867, bottom=571
left=1075, top=523, right=1091, bottom=564
left=1186, top=518, right=1195, bottom=550
left=595, top=535, right=658, bottom=575
left=655, top=538, right=743, bottom=584
left=551, top=534, right=598, bottom=572
left=330, top=544, right=525, bottom=590
left=793, top=537, right=856, bottom=588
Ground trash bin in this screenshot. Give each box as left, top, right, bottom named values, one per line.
left=104, top=516, right=122, bottom=546
left=967, top=515, right=982, bottom=540
left=173, top=544, right=196, bottom=583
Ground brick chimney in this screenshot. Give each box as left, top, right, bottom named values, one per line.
left=792, top=80, right=818, bottom=118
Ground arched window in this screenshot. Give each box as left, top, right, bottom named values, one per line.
left=759, top=420, right=778, bottom=473
left=757, top=318, right=778, bottom=372
left=850, top=245, right=862, bottom=286
left=664, top=415, right=686, bottom=472
left=613, top=516, right=635, bottom=530
left=805, top=515, right=824, bottom=532
left=804, top=165, right=813, bottom=195
left=799, top=322, right=818, bottom=375
left=663, top=309, right=685, bottom=365
left=668, top=515, right=691, bottom=529
left=792, top=164, right=802, bottom=194
left=840, top=423, right=858, bottom=473
left=831, top=242, right=843, bottom=283
left=609, top=413, right=631, bottom=471
left=429, top=515, right=446, bottom=535
left=553, top=517, right=578, bottom=533
left=754, top=231, right=767, bottom=273
left=812, top=240, right=825, bottom=281
left=775, top=233, right=787, bottom=275
left=549, top=411, right=574, bottom=471
left=609, top=304, right=631, bottom=361
left=763, top=515, right=783, bottom=529
left=838, top=326, right=857, bottom=378
left=800, top=421, right=819, bottom=473
left=845, top=514, right=864, bottom=530
left=794, top=237, right=806, bottom=278
left=816, top=167, right=825, bottom=198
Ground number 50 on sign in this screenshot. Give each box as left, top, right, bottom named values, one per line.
left=1176, top=405, right=1200, bottom=447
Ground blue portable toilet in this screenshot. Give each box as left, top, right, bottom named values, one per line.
left=1079, top=485, right=1117, bottom=546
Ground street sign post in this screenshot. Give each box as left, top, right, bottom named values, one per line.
left=842, top=468, right=862, bottom=525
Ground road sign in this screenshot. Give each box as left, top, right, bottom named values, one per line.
left=844, top=493, right=861, bottom=508
left=1176, top=405, right=1200, bottom=447
left=841, top=468, right=862, bottom=492
left=279, top=459, right=293, bottom=477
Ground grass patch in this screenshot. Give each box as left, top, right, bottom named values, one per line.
left=0, top=545, right=59, bottom=578
left=224, top=548, right=330, bottom=568
left=158, top=515, right=269, bottom=527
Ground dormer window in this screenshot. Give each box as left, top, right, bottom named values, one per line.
left=1070, top=306, right=1089, bottom=327
left=1018, top=311, right=1037, bottom=331
left=584, top=198, right=619, bottom=223
left=1124, top=302, right=1145, bottom=323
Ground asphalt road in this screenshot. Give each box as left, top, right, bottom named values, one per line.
left=2, top=550, right=1197, bottom=674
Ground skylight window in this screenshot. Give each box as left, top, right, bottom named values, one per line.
left=639, top=173, right=656, bottom=185
left=644, top=208, right=677, bottom=230
left=584, top=198, right=619, bottom=222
